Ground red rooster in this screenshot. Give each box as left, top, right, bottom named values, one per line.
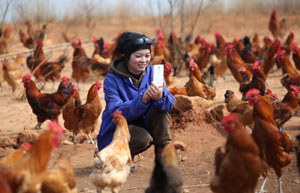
left=22, top=75, right=73, bottom=129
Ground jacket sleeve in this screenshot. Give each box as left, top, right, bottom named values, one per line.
left=152, top=85, right=175, bottom=112
left=103, top=75, right=151, bottom=121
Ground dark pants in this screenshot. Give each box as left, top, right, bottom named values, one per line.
left=129, top=108, right=171, bottom=156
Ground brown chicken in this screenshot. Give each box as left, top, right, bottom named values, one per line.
left=41, top=154, right=77, bottom=193
left=262, top=38, right=280, bottom=77
left=145, top=143, right=183, bottom=193
left=0, top=121, right=64, bottom=193
left=272, top=85, right=299, bottom=130
left=239, top=61, right=266, bottom=100
left=251, top=33, right=264, bottom=58
left=2, top=55, right=23, bottom=92
left=62, top=83, right=81, bottom=143
left=193, top=41, right=212, bottom=71
left=90, top=110, right=133, bottom=193
left=292, top=43, right=300, bottom=70
left=281, top=32, right=294, bottom=55
left=22, top=74, right=73, bottom=129
left=269, top=9, right=287, bottom=40
left=164, top=62, right=177, bottom=87
left=0, top=142, right=32, bottom=166
left=210, top=114, right=262, bottom=193
left=225, top=44, right=252, bottom=83
left=224, top=90, right=254, bottom=128
left=276, top=49, right=299, bottom=76
left=186, top=59, right=215, bottom=99
left=71, top=39, right=90, bottom=89
left=63, top=81, right=102, bottom=144
left=26, top=39, right=47, bottom=74
left=245, top=89, right=292, bottom=193
left=0, top=25, right=12, bottom=54
left=19, top=29, right=34, bottom=49
left=281, top=73, right=300, bottom=89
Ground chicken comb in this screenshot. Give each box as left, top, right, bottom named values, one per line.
left=92, top=35, right=98, bottom=43
left=263, top=36, right=270, bottom=43
left=71, top=40, right=77, bottom=48
left=48, top=121, right=64, bottom=135
left=7, top=25, right=13, bottom=31
left=221, top=113, right=237, bottom=126
left=245, top=88, right=260, bottom=98
left=276, top=49, right=286, bottom=57
left=214, top=31, right=220, bottom=37
left=253, top=61, right=260, bottom=70
left=292, top=43, right=298, bottom=49
left=60, top=76, right=69, bottom=82
left=23, top=142, right=32, bottom=149
left=289, top=32, right=294, bottom=39
left=77, top=38, right=82, bottom=46
left=22, top=74, right=32, bottom=81
left=225, top=44, right=234, bottom=50
left=2, top=59, right=7, bottom=67
left=95, top=81, right=102, bottom=88
left=113, top=110, right=122, bottom=118
left=156, top=28, right=162, bottom=33
left=189, top=58, right=196, bottom=70
left=72, top=82, right=78, bottom=91
left=195, top=35, right=201, bottom=44
left=290, top=85, right=299, bottom=92
left=38, top=39, right=43, bottom=45
left=233, top=37, right=238, bottom=43
left=165, top=63, right=172, bottom=70
left=274, top=39, right=281, bottom=46
left=266, top=89, right=273, bottom=94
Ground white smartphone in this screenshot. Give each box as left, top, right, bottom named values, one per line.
left=153, top=64, right=164, bottom=87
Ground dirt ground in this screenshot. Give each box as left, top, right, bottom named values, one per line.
left=0, top=14, right=300, bottom=193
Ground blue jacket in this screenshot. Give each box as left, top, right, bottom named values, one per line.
left=97, top=62, right=175, bottom=151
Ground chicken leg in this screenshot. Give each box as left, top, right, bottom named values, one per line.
left=88, top=133, right=96, bottom=144
left=278, top=177, right=283, bottom=193
left=257, top=178, right=268, bottom=193
left=34, top=122, right=42, bottom=130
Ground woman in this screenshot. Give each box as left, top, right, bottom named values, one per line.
left=97, top=32, right=175, bottom=159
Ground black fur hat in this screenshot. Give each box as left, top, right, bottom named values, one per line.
left=115, top=32, right=153, bottom=57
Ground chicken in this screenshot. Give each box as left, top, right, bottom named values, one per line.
left=281, top=73, right=300, bottom=89
left=210, top=114, right=262, bottom=193
left=25, top=20, right=47, bottom=42
left=245, top=89, right=292, bottom=193
left=296, top=134, right=300, bottom=176
left=62, top=83, right=81, bottom=143
left=26, top=39, right=47, bottom=74
left=225, top=44, right=252, bottom=83
left=224, top=90, right=254, bottom=128
left=272, top=85, right=299, bottom=130
left=2, top=55, right=24, bottom=92
left=269, top=9, right=287, bottom=40
left=186, top=59, right=216, bottom=99
left=19, top=29, right=34, bottom=49
left=168, top=32, right=183, bottom=76
left=71, top=39, right=90, bottom=89
left=168, top=86, right=187, bottom=96
left=0, top=121, right=64, bottom=193
left=0, top=25, right=13, bottom=54
left=193, top=41, right=212, bottom=71
left=0, top=142, right=32, bottom=167
left=145, top=143, right=183, bottom=193
left=164, top=62, right=177, bottom=87
left=292, top=43, right=300, bottom=70
left=280, top=32, right=294, bottom=55
left=239, top=61, right=266, bottom=100
left=210, top=44, right=227, bottom=79
left=41, top=154, right=77, bottom=193
left=22, top=74, right=73, bottom=129
left=276, top=49, right=299, bottom=76
left=251, top=33, right=264, bottom=58
left=263, top=38, right=280, bottom=77
left=65, top=81, right=102, bottom=144
left=90, top=110, right=133, bottom=193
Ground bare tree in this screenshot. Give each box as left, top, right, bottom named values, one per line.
left=0, top=0, right=14, bottom=30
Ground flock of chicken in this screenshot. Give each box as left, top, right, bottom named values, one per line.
left=1, top=8, right=300, bottom=193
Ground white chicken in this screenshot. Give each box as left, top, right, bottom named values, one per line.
left=90, top=110, right=133, bottom=193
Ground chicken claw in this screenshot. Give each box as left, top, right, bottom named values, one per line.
left=257, top=178, right=268, bottom=193
left=88, top=133, right=96, bottom=144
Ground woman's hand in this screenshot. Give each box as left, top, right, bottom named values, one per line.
left=147, top=82, right=164, bottom=101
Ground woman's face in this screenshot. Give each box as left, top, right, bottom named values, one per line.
left=128, top=49, right=151, bottom=75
